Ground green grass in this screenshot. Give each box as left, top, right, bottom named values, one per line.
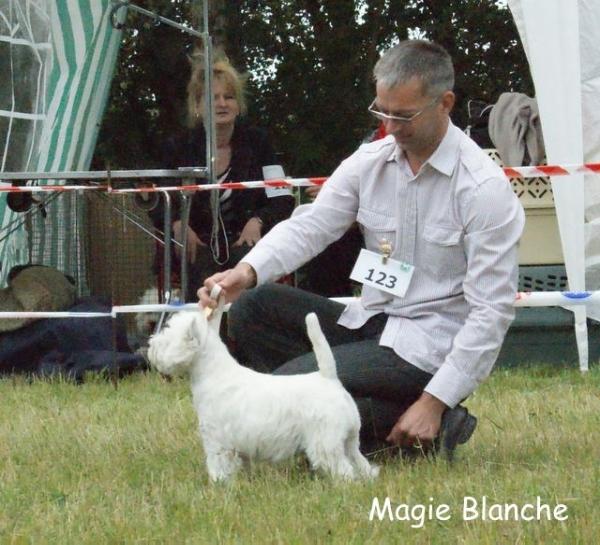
left=1, top=365, right=599, bottom=545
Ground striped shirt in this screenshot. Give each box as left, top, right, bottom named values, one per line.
left=243, top=123, right=525, bottom=407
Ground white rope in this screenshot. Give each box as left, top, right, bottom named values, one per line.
left=0, top=290, right=598, bottom=321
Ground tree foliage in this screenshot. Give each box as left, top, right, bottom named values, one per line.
left=94, top=0, right=533, bottom=177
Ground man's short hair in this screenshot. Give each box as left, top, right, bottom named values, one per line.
left=373, top=40, right=455, bottom=97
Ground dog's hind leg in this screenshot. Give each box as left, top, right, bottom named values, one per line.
left=345, top=433, right=379, bottom=479
left=305, top=439, right=357, bottom=481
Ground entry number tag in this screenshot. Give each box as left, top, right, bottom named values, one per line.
left=350, top=249, right=415, bottom=298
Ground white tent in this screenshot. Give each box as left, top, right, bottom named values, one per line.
left=508, top=0, right=600, bottom=371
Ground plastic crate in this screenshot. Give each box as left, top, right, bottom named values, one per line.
left=518, top=265, right=568, bottom=292
left=485, top=149, right=563, bottom=265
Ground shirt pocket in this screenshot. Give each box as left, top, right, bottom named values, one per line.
left=421, top=224, right=466, bottom=278
left=357, top=207, right=397, bottom=252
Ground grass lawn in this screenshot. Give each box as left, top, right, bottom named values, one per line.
left=1, top=365, right=599, bottom=544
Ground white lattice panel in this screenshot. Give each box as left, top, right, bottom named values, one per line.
left=484, top=149, right=555, bottom=209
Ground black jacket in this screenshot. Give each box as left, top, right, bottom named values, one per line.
left=154, top=121, right=294, bottom=241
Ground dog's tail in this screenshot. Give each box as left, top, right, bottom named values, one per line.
left=305, top=312, right=337, bottom=380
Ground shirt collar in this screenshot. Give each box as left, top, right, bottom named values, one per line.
left=387, top=121, right=461, bottom=177
left=424, top=121, right=460, bottom=176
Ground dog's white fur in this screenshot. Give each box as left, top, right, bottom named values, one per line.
left=148, top=306, right=378, bottom=482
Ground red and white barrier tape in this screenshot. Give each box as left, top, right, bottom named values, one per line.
left=1, top=161, right=600, bottom=194
left=0, top=178, right=327, bottom=194
left=111, top=178, right=328, bottom=194
left=503, top=163, right=600, bottom=178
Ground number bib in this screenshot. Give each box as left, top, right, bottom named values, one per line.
left=349, top=249, right=415, bottom=298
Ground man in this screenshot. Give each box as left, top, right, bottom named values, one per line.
left=199, top=40, right=525, bottom=457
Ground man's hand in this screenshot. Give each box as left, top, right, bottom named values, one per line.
left=197, top=262, right=257, bottom=308
left=173, top=220, right=205, bottom=263
left=233, top=217, right=262, bottom=247
left=386, top=392, right=447, bottom=450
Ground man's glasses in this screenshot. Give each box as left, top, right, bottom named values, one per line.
left=368, top=96, right=440, bottom=124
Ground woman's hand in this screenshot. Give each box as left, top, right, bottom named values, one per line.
left=172, top=220, right=205, bottom=263
left=233, top=217, right=263, bottom=247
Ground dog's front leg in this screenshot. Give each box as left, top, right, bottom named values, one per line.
left=203, top=439, right=242, bottom=482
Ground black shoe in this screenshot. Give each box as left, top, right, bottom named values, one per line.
left=434, top=406, right=477, bottom=460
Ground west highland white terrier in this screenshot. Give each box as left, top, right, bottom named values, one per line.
left=148, top=304, right=378, bottom=482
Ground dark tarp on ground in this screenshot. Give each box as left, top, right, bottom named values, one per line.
left=0, top=296, right=147, bottom=381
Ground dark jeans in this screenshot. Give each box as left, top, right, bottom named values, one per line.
left=228, top=284, right=432, bottom=454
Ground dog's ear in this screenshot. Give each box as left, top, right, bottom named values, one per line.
left=190, top=312, right=208, bottom=346
left=207, top=304, right=224, bottom=334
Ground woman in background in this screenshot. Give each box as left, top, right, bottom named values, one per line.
left=155, top=58, right=294, bottom=299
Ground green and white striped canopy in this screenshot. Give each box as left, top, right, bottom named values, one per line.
left=0, top=0, right=123, bottom=287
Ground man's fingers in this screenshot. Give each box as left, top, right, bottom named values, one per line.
left=202, top=284, right=223, bottom=319
left=386, top=421, right=429, bottom=448
left=209, top=284, right=223, bottom=301
left=197, top=286, right=212, bottom=307
left=388, top=428, right=434, bottom=451
left=199, top=272, right=230, bottom=304
left=199, top=277, right=222, bottom=307
left=386, top=426, right=407, bottom=446
left=387, top=432, right=416, bottom=449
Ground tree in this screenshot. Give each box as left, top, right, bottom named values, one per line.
left=221, top=0, right=412, bottom=175
left=94, top=0, right=194, bottom=169
left=94, top=0, right=533, bottom=177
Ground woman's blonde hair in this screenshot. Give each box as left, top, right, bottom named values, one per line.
left=186, top=57, right=248, bottom=127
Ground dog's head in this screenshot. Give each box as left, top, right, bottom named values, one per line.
left=147, top=311, right=209, bottom=376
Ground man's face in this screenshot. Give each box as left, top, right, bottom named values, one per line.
left=373, top=77, right=453, bottom=157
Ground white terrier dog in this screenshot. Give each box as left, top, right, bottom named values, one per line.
left=148, top=305, right=378, bottom=482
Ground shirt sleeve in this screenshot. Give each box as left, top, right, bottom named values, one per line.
left=242, top=152, right=362, bottom=285
left=424, top=176, right=525, bottom=407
